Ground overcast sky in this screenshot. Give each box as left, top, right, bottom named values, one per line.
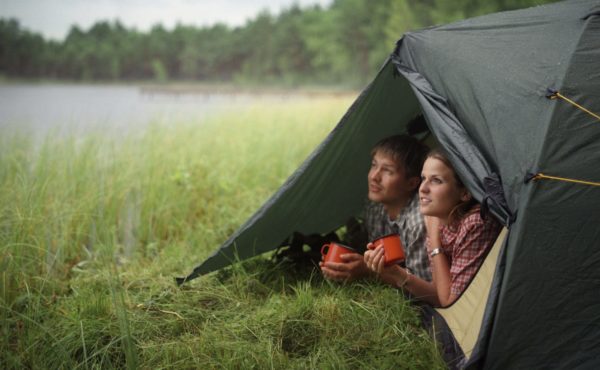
left=0, top=0, right=334, bottom=41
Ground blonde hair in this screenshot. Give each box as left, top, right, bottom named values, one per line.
left=426, top=149, right=478, bottom=227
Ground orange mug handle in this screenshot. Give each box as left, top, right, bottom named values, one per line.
left=367, top=242, right=382, bottom=250
left=321, top=244, right=330, bottom=257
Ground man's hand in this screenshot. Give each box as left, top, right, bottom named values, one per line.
left=320, top=253, right=370, bottom=282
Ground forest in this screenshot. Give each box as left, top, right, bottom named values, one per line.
left=0, top=0, right=558, bottom=86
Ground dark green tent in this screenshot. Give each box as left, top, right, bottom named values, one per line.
left=179, top=0, right=600, bottom=368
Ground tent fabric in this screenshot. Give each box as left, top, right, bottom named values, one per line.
left=179, top=0, right=600, bottom=368
left=392, top=1, right=600, bottom=368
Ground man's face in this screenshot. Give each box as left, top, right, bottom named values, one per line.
left=367, top=151, right=418, bottom=207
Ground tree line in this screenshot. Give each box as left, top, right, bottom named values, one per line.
left=0, top=0, right=557, bottom=86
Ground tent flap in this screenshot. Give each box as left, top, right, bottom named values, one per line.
left=391, top=51, right=513, bottom=225
left=178, top=61, right=423, bottom=283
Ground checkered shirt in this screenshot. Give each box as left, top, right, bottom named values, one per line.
left=364, top=194, right=431, bottom=281
left=427, top=207, right=501, bottom=296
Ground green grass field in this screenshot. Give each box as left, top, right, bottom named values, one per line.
left=0, top=96, right=446, bottom=369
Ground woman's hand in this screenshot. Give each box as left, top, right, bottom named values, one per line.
left=364, top=243, right=385, bottom=273
left=364, top=244, right=409, bottom=288
left=365, top=242, right=438, bottom=302
left=424, top=215, right=442, bottom=250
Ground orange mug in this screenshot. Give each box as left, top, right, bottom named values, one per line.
left=368, top=234, right=405, bottom=266
left=321, top=242, right=356, bottom=263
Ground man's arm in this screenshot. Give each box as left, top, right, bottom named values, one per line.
left=320, top=253, right=373, bottom=282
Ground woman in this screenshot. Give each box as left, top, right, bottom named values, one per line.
left=364, top=149, right=501, bottom=307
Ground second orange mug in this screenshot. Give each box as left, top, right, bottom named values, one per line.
left=368, top=234, right=405, bottom=266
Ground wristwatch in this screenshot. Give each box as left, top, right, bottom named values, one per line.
left=429, top=247, right=443, bottom=258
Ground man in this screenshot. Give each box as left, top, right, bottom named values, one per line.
left=320, top=132, right=431, bottom=283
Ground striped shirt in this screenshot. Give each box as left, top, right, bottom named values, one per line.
left=364, top=194, right=431, bottom=281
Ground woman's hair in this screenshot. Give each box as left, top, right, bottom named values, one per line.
left=427, top=148, right=478, bottom=226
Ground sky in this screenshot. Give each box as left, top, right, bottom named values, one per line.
left=0, top=0, right=334, bottom=41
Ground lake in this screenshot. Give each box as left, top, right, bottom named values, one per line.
left=0, top=83, right=323, bottom=137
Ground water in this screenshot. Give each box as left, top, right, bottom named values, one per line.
left=0, top=83, right=280, bottom=137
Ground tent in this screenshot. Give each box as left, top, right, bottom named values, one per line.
left=178, top=0, right=600, bottom=368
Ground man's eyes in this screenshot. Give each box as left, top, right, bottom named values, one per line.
left=370, top=163, right=396, bottom=175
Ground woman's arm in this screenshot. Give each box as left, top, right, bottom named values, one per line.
left=364, top=245, right=440, bottom=306
left=428, top=251, right=457, bottom=307
left=424, top=216, right=457, bottom=307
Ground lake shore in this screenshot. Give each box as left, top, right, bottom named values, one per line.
left=0, top=77, right=360, bottom=97
left=139, top=82, right=359, bottom=98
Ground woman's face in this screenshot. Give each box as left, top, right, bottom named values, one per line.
left=419, top=157, right=470, bottom=222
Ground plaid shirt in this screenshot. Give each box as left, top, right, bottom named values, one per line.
left=364, top=194, right=431, bottom=281
left=427, top=206, right=501, bottom=296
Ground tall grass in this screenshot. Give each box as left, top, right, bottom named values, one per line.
left=0, top=95, right=446, bottom=369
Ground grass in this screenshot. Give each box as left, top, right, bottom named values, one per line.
left=0, top=95, right=446, bottom=369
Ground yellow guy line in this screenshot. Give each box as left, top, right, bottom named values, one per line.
left=547, top=89, right=600, bottom=122
left=533, top=173, right=600, bottom=187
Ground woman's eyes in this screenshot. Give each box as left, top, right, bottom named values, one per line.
left=422, top=176, right=443, bottom=184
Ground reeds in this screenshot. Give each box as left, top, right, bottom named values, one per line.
left=0, top=96, right=445, bottom=369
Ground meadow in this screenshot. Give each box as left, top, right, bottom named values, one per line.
left=0, top=96, right=446, bottom=369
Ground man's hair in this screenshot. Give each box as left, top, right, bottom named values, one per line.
left=370, top=134, right=429, bottom=179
